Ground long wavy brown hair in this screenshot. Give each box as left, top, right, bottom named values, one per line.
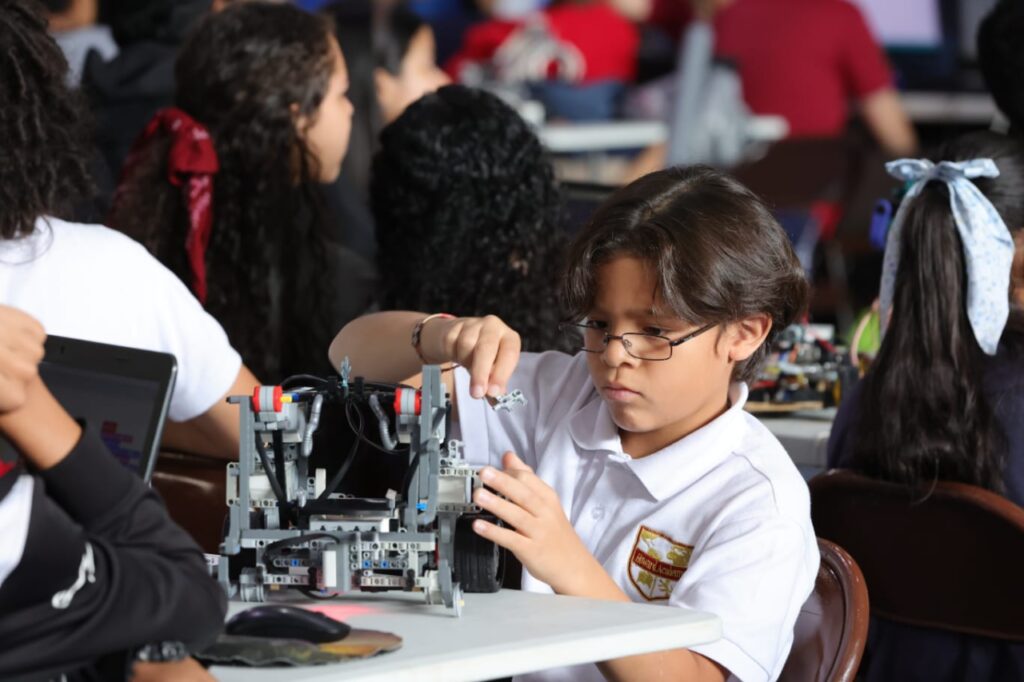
left=109, top=3, right=341, bottom=381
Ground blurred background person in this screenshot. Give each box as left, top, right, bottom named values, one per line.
left=42, top=0, right=117, bottom=87
left=109, top=3, right=372, bottom=382
left=445, top=0, right=642, bottom=122
left=322, top=0, right=450, bottom=261
left=82, top=0, right=210, bottom=210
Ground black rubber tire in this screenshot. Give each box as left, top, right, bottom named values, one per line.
left=454, top=514, right=503, bottom=593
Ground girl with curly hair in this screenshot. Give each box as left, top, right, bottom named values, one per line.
left=110, top=2, right=372, bottom=381
left=0, top=0, right=255, bottom=461
left=371, top=84, right=567, bottom=352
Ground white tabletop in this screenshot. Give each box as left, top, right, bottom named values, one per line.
left=757, top=408, right=836, bottom=469
left=537, top=92, right=997, bottom=156
left=211, top=589, right=720, bottom=682
left=538, top=116, right=787, bottom=154
left=901, top=91, right=997, bottom=125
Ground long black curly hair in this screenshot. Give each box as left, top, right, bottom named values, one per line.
left=371, top=85, right=567, bottom=352
left=0, top=0, right=92, bottom=240
left=109, top=2, right=342, bottom=381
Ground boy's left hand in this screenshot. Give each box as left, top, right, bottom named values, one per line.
left=471, top=451, right=599, bottom=594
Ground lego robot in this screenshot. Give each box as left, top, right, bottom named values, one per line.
left=217, top=363, right=523, bottom=616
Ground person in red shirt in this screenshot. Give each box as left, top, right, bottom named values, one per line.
left=447, top=1, right=640, bottom=84
left=634, top=0, right=916, bottom=173
left=446, top=1, right=640, bottom=119
left=712, top=0, right=916, bottom=152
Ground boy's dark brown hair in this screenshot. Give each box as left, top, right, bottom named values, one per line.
left=562, top=165, right=809, bottom=383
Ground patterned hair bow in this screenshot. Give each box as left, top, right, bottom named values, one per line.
left=115, top=108, right=219, bottom=305
left=880, top=158, right=1015, bottom=355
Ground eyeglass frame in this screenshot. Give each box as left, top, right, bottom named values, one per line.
left=560, top=321, right=718, bottom=361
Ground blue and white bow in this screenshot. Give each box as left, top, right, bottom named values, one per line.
left=880, top=158, right=1015, bottom=356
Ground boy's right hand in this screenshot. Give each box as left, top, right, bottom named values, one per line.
left=0, top=306, right=46, bottom=415
left=422, top=315, right=521, bottom=399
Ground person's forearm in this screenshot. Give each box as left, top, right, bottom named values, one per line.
left=563, top=562, right=726, bottom=682
left=328, top=311, right=433, bottom=383
left=0, top=377, right=81, bottom=470
left=160, top=364, right=259, bottom=461
left=329, top=313, right=520, bottom=415
left=860, top=88, right=918, bottom=157
left=597, top=646, right=725, bottom=682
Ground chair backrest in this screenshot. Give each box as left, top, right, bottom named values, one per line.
left=810, top=469, right=1024, bottom=640
left=779, top=538, right=869, bottom=682
left=730, top=137, right=851, bottom=211
left=151, top=451, right=227, bottom=554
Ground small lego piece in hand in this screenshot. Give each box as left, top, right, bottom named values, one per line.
left=486, top=389, right=527, bottom=413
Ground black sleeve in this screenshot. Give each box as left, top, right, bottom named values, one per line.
left=0, top=423, right=226, bottom=679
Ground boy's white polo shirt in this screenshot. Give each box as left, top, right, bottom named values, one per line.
left=454, top=351, right=819, bottom=682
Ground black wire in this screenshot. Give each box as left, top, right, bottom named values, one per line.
left=363, top=380, right=415, bottom=391
left=346, top=396, right=409, bottom=455
left=400, top=450, right=422, bottom=505
left=317, top=400, right=363, bottom=501
left=282, top=372, right=410, bottom=392
left=253, top=432, right=288, bottom=507
left=281, top=374, right=329, bottom=388
left=272, top=430, right=288, bottom=500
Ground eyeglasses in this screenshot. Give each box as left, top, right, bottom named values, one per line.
left=560, top=322, right=717, bottom=361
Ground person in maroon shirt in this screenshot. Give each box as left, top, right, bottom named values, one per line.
left=630, top=0, right=917, bottom=178
left=446, top=1, right=641, bottom=85
left=711, top=0, right=916, bottom=152
left=445, top=0, right=641, bottom=120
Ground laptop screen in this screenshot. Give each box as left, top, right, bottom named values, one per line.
left=37, top=363, right=163, bottom=474
left=848, top=0, right=943, bottom=50
left=0, top=337, right=176, bottom=481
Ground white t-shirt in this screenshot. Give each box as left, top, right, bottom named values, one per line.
left=455, top=351, right=819, bottom=682
left=0, top=217, right=241, bottom=422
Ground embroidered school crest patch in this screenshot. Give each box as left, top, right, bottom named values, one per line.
left=627, top=526, right=693, bottom=601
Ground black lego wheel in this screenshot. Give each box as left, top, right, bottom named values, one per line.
left=454, top=514, right=504, bottom=593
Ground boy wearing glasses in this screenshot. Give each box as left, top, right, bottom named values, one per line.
left=329, top=167, right=818, bottom=682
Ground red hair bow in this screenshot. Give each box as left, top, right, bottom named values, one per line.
left=121, top=108, right=220, bottom=304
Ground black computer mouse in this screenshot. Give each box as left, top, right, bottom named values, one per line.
left=225, top=605, right=352, bottom=643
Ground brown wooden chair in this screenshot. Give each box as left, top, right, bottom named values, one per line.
left=809, top=469, right=1024, bottom=640
left=779, top=538, right=870, bottom=682
left=151, top=451, right=227, bottom=554
left=729, top=134, right=899, bottom=333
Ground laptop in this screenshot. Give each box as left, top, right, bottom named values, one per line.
left=0, top=336, right=177, bottom=482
